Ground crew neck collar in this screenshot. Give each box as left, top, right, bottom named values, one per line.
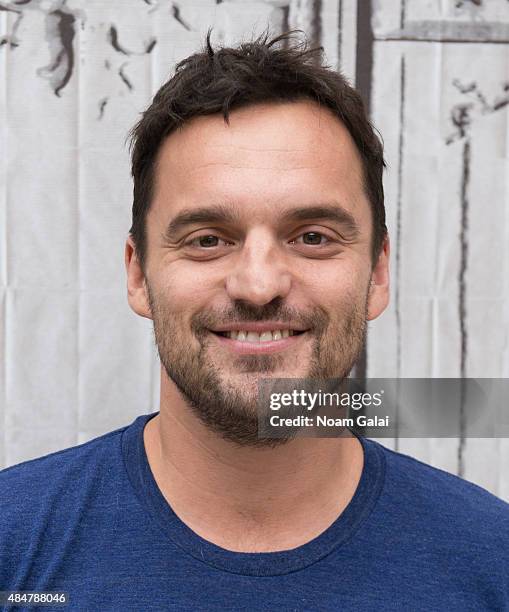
left=122, top=411, right=385, bottom=577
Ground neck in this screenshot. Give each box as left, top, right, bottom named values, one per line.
left=143, top=370, right=364, bottom=553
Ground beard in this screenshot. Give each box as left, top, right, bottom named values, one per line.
left=147, top=286, right=368, bottom=448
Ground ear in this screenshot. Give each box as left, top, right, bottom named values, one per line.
left=125, top=235, right=152, bottom=319
left=367, top=234, right=390, bottom=321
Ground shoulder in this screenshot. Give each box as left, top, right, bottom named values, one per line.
left=363, top=441, right=509, bottom=607
left=381, top=441, right=507, bottom=506
left=0, top=424, right=132, bottom=579
left=371, top=439, right=509, bottom=546
left=0, top=424, right=129, bottom=529
left=0, top=424, right=127, bottom=489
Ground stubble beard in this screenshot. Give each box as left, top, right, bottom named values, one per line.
left=147, top=286, right=368, bottom=448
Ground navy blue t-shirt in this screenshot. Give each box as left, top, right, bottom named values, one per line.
left=1, top=411, right=508, bottom=611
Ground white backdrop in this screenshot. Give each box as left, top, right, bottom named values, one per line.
left=1, top=0, right=508, bottom=500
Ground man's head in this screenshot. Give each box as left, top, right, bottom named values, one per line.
left=125, top=30, right=390, bottom=446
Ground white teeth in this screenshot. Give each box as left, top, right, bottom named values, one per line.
left=224, top=329, right=299, bottom=342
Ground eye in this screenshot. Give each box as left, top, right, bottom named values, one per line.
left=196, top=235, right=219, bottom=248
left=290, top=231, right=331, bottom=246
left=183, top=234, right=234, bottom=249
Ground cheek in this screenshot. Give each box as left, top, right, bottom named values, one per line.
left=300, top=261, right=367, bottom=306
left=151, top=269, right=220, bottom=337
left=159, top=267, right=217, bottom=305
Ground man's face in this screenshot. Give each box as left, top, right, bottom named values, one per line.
left=127, top=100, right=389, bottom=445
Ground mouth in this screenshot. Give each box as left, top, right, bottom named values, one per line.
left=207, top=327, right=310, bottom=354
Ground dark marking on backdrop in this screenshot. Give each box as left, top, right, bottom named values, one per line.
left=172, top=3, right=191, bottom=31
left=98, top=97, right=108, bottom=120
left=456, top=0, right=482, bottom=7
left=354, top=0, right=374, bottom=382
left=119, top=63, right=133, bottom=90
left=447, top=79, right=509, bottom=145
left=281, top=5, right=289, bottom=42
left=37, top=6, right=77, bottom=97
left=108, top=24, right=156, bottom=55
left=444, top=77, right=508, bottom=474
left=108, top=25, right=130, bottom=55
left=355, top=0, right=373, bottom=111
left=457, top=139, right=471, bottom=476
left=393, top=54, right=406, bottom=448
left=0, top=1, right=23, bottom=49
left=337, top=0, right=342, bottom=67
left=310, top=0, right=321, bottom=52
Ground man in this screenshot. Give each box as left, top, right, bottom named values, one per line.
left=1, top=31, right=508, bottom=611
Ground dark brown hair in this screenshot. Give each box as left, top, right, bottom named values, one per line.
left=129, top=29, right=386, bottom=272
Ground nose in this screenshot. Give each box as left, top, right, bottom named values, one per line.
left=225, top=228, right=292, bottom=306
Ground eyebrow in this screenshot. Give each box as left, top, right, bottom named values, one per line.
left=162, top=204, right=241, bottom=242
left=280, top=205, right=360, bottom=238
left=162, top=203, right=360, bottom=242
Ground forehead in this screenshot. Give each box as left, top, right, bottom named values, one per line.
left=151, top=100, right=369, bottom=227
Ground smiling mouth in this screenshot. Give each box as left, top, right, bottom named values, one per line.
left=206, top=327, right=311, bottom=355
left=211, top=329, right=307, bottom=342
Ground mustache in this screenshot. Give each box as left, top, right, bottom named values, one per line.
left=191, top=298, right=329, bottom=334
